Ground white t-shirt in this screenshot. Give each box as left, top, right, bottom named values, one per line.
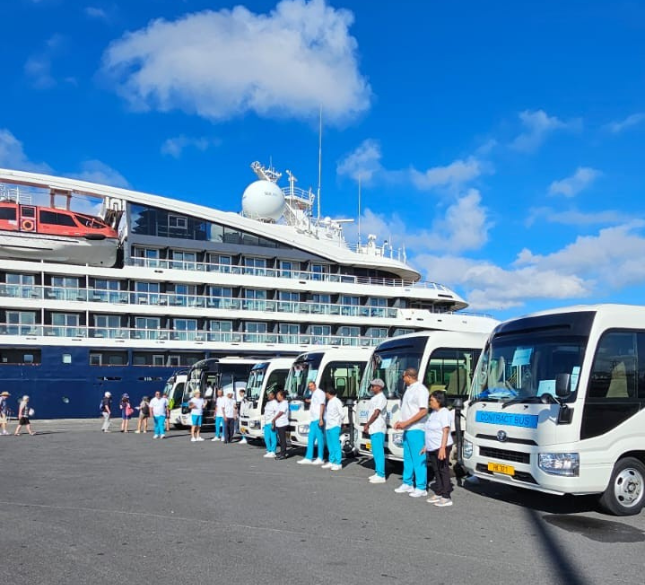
left=189, top=397, right=205, bottom=416
left=367, top=392, right=387, bottom=435
left=224, top=397, right=236, bottom=418
left=264, top=399, right=278, bottom=425
left=274, top=400, right=289, bottom=428
left=149, top=397, right=168, bottom=417
left=215, top=396, right=226, bottom=417
left=424, top=408, right=454, bottom=451
left=324, top=396, right=344, bottom=429
left=400, top=381, right=429, bottom=432
left=309, top=388, right=326, bottom=421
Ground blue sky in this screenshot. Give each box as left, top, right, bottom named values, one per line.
left=1, top=0, right=644, bottom=319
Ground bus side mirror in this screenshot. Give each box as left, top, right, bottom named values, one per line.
left=555, top=373, right=571, bottom=398
left=453, top=398, right=464, bottom=410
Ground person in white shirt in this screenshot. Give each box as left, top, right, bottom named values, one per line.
left=237, top=388, right=248, bottom=444
left=272, top=389, right=290, bottom=460
left=423, top=391, right=455, bottom=507
left=263, top=389, right=278, bottom=458
left=393, top=368, right=429, bottom=498
left=149, top=391, right=169, bottom=439
left=322, top=388, right=344, bottom=471
left=212, top=389, right=225, bottom=441
left=189, top=390, right=205, bottom=442
left=298, top=380, right=326, bottom=466
left=363, top=378, right=388, bottom=483
left=223, top=389, right=237, bottom=444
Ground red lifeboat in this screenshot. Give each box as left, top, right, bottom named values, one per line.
left=0, top=202, right=118, bottom=239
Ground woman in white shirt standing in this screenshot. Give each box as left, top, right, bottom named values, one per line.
left=272, top=390, right=290, bottom=460
left=423, top=391, right=454, bottom=507
left=189, top=390, right=205, bottom=442
left=263, top=389, right=278, bottom=458
left=223, top=389, right=237, bottom=444
left=322, top=388, right=344, bottom=471
left=363, top=378, right=388, bottom=483
left=212, top=389, right=225, bottom=441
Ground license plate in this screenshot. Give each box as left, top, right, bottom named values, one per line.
left=488, top=462, right=515, bottom=476
left=365, top=442, right=371, bottom=451
left=240, top=427, right=247, bottom=433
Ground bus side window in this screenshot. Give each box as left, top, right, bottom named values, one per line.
left=588, top=331, right=637, bottom=399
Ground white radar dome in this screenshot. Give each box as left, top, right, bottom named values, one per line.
left=242, top=180, right=286, bottom=222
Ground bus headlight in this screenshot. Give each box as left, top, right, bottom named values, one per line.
left=463, top=440, right=473, bottom=459
left=392, top=433, right=403, bottom=447
left=298, top=424, right=310, bottom=435
left=538, top=453, right=580, bottom=476
left=249, top=420, right=261, bottom=429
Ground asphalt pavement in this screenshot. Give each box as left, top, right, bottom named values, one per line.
left=0, top=419, right=643, bottom=585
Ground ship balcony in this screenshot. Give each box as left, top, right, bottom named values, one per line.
left=0, top=323, right=382, bottom=347
left=0, top=284, right=401, bottom=320
left=127, top=257, right=454, bottom=293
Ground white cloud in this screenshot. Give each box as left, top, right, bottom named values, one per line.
left=548, top=167, right=602, bottom=197
left=85, top=7, right=109, bottom=20
left=161, top=135, right=220, bottom=158
left=101, top=0, right=371, bottom=124
left=0, top=129, right=52, bottom=173
left=510, top=109, right=580, bottom=152
left=526, top=206, right=630, bottom=227
left=336, top=139, right=383, bottom=183
left=24, top=34, right=66, bottom=89
left=604, top=113, right=645, bottom=134
left=71, top=160, right=130, bottom=188
left=410, top=157, right=483, bottom=191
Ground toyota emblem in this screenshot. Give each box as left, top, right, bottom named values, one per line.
left=496, top=430, right=507, bottom=442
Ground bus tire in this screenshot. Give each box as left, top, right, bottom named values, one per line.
left=598, top=457, right=645, bottom=516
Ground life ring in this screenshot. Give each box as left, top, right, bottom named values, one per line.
left=21, top=219, right=35, bottom=232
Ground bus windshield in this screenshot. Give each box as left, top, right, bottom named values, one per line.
left=246, top=365, right=267, bottom=401
left=470, top=333, right=587, bottom=403
left=359, top=346, right=423, bottom=399
left=286, top=354, right=323, bottom=399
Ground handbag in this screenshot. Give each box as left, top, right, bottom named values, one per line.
left=125, top=405, right=134, bottom=417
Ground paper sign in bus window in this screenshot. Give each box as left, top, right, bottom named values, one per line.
left=537, top=379, right=556, bottom=396
left=511, top=347, right=533, bottom=367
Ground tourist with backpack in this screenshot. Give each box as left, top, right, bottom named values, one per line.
left=120, top=394, right=133, bottom=433
left=135, top=396, right=151, bottom=434
left=14, top=395, right=35, bottom=436
left=100, top=391, right=112, bottom=433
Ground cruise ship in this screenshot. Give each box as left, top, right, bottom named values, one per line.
left=0, top=162, right=496, bottom=418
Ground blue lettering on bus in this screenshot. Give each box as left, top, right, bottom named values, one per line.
left=474, top=410, right=539, bottom=429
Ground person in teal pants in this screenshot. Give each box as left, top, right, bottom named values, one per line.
left=263, top=390, right=278, bottom=457
left=363, top=378, right=388, bottom=483
left=322, top=387, right=344, bottom=471
left=394, top=368, right=429, bottom=498
left=298, top=381, right=326, bottom=466
left=212, top=388, right=225, bottom=441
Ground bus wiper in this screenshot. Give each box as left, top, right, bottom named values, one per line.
left=501, top=396, right=544, bottom=409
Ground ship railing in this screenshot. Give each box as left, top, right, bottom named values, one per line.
left=0, top=284, right=401, bottom=319
left=127, top=257, right=452, bottom=292
left=0, top=323, right=382, bottom=347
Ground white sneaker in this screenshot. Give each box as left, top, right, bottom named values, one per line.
left=134, top=430, right=141, bottom=434
left=153, top=435, right=159, bottom=439
left=321, top=462, right=333, bottom=469
left=370, top=476, right=386, bottom=484
left=330, top=465, right=342, bottom=471
left=297, top=459, right=313, bottom=465
left=211, top=437, right=219, bottom=442
left=263, top=452, right=276, bottom=458
left=160, top=435, right=165, bottom=439
left=191, top=438, right=197, bottom=442
left=426, top=495, right=442, bottom=504
left=434, top=497, right=453, bottom=507
left=311, top=458, right=324, bottom=466
left=239, top=438, right=247, bottom=444
left=196, top=437, right=204, bottom=442
left=394, top=484, right=414, bottom=494
left=368, top=473, right=377, bottom=480
left=409, top=488, right=428, bottom=498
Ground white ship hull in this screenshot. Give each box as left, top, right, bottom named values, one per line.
left=0, top=231, right=118, bottom=268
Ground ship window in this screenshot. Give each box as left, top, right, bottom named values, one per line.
left=62, top=353, right=72, bottom=364
left=0, top=349, right=41, bottom=365
left=6, top=273, right=35, bottom=286
left=24, top=354, right=34, bottom=364
left=52, top=276, right=80, bottom=288
left=153, top=355, right=165, bottom=366
left=0, top=207, right=16, bottom=220
left=168, top=355, right=181, bottom=367
left=40, top=210, right=77, bottom=227
left=168, top=215, right=188, bottom=230
left=90, top=353, right=102, bottom=366
left=209, top=320, right=232, bottom=332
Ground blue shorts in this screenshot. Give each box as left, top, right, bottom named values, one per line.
left=191, top=414, right=203, bottom=427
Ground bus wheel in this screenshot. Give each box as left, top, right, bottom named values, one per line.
left=599, top=457, right=645, bottom=516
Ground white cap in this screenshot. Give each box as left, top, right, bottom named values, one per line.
left=104, top=391, right=112, bottom=397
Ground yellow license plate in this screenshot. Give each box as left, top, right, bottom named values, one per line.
left=240, top=427, right=247, bottom=433
left=487, top=462, right=515, bottom=476
left=365, top=442, right=371, bottom=451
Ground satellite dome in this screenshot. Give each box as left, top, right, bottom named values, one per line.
left=242, top=180, right=286, bottom=222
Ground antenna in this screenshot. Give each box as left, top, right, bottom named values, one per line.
left=317, top=105, right=322, bottom=222
left=358, top=174, right=362, bottom=247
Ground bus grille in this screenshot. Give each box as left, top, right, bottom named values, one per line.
left=479, top=446, right=530, bottom=464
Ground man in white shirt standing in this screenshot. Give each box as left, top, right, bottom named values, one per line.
left=149, top=390, right=169, bottom=439
left=272, top=389, right=290, bottom=460
left=393, top=368, right=429, bottom=497
left=189, top=390, right=205, bottom=442
left=363, top=378, right=388, bottom=484
left=322, top=387, right=344, bottom=471
left=223, top=389, right=237, bottom=444
left=298, top=380, right=326, bottom=466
